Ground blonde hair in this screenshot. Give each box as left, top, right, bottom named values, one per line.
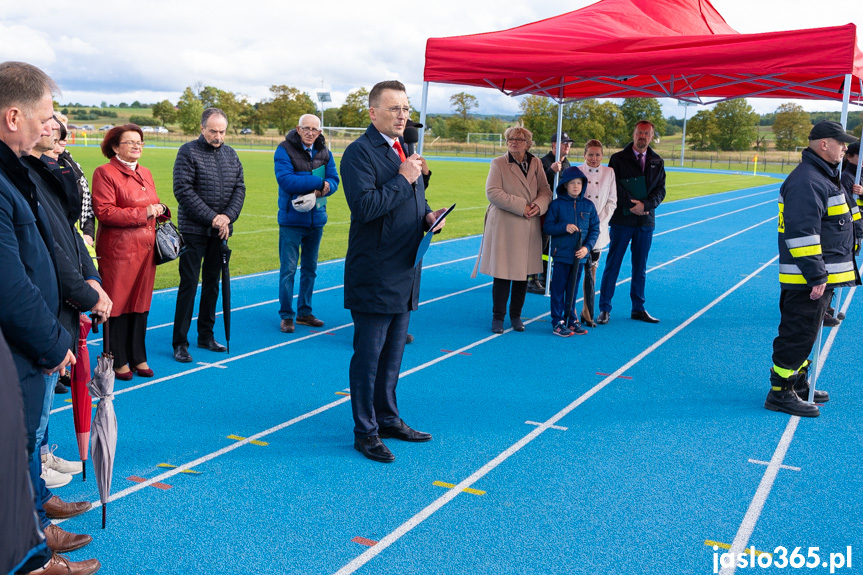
left=504, top=125, right=533, bottom=151
left=584, top=139, right=603, bottom=153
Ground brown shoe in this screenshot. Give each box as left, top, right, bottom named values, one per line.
left=44, top=524, right=93, bottom=553
left=25, top=552, right=100, bottom=575
left=296, top=314, right=324, bottom=327
left=279, top=318, right=294, bottom=333
left=43, top=496, right=91, bottom=519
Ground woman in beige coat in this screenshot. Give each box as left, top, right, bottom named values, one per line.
left=474, top=126, right=552, bottom=333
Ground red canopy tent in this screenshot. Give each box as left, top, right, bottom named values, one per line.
left=419, top=0, right=863, bottom=148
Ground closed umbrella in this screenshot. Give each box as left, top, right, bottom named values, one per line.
left=88, top=321, right=117, bottom=529
left=221, top=240, right=232, bottom=353
left=70, top=317, right=93, bottom=481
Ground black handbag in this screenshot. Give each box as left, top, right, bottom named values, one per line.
left=154, top=219, right=183, bottom=265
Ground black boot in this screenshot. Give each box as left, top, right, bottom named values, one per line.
left=792, top=364, right=829, bottom=403
left=764, top=369, right=820, bottom=417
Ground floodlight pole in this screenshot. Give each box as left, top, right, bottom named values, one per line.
left=419, top=82, right=429, bottom=155
left=317, top=91, right=331, bottom=135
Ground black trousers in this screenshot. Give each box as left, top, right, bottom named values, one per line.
left=772, top=288, right=833, bottom=374
left=492, top=278, right=527, bottom=321
left=173, top=233, right=222, bottom=348
left=109, top=311, right=149, bottom=369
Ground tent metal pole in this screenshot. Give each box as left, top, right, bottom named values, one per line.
left=418, top=81, right=429, bottom=155
left=840, top=74, right=852, bottom=127
left=857, top=78, right=863, bottom=186
left=546, top=98, right=565, bottom=298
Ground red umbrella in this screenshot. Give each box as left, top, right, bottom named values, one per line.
left=71, top=316, right=93, bottom=481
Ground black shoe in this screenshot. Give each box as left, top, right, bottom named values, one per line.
left=526, top=279, right=545, bottom=295
left=631, top=310, right=660, bottom=323
left=581, top=316, right=597, bottom=328
left=793, top=374, right=829, bottom=403
left=405, top=333, right=414, bottom=344
left=354, top=435, right=395, bottom=462
left=826, top=307, right=846, bottom=321
left=197, top=339, right=227, bottom=352
left=378, top=419, right=432, bottom=442
left=173, top=344, right=193, bottom=363
left=765, top=388, right=820, bottom=417
left=510, top=315, right=525, bottom=332
left=55, top=374, right=70, bottom=394
left=492, top=319, right=504, bottom=334
left=596, top=311, right=610, bottom=325
left=823, top=312, right=841, bottom=327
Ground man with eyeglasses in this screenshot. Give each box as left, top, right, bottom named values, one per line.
left=340, top=80, right=448, bottom=463
left=172, top=107, right=246, bottom=363
left=275, top=114, right=339, bottom=334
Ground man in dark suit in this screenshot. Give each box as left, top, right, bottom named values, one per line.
left=597, top=120, right=666, bottom=325
left=340, top=80, right=447, bottom=463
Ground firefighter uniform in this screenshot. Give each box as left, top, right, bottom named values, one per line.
left=769, top=128, right=860, bottom=417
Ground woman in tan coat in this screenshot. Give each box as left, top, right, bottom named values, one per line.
left=474, top=126, right=552, bottom=333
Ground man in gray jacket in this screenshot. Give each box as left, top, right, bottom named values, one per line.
left=172, top=108, right=245, bottom=363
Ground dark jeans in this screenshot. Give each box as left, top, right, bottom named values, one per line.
left=599, top=224, right=654, bottom=313
left=109, top=311, right=149, bottom=369
left=492, top=278, right=527, bottom=321
left=772, top=288, right=833, bottom=374
left=278, top=225, right=323, bottom=319
left=349, top=310, right=411, bottom=438
left=173, top=233, right=222, bottom=348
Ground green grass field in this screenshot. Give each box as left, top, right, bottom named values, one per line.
left=67, top=145, right=780, bottom=290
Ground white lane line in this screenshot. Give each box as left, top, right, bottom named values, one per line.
left=333, top=257, right=781, bottom=575
left=748, top=459, right=801, bottom=472
left=88, top=256, right=478, bottom=344
left=720, top=287, right=855, bottom=575
left=525, top=420, right=568, bottom=431
left=56, top=222, right=774, bottom=520
left=55, top=394, right=354, bottom=523
left=53, top=282, right=493, bottom=415
left=655, top=200, right=775, bottom=238
left=658, top=189, right=775, bottom=217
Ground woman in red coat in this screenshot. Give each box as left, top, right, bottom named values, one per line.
left=92, top=124, right=167, bottom=380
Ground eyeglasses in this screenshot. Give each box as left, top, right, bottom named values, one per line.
left=120, top=141, right=145, bottom=147
left=378, top=106, right=411, bottom=116
left=507, top=138, right=527, bottom=143
left=298, top=127, right=321, bottom=134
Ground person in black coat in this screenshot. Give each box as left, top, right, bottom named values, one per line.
left=597, top=121, right=666, bottom=325
left=171, top=107, right=246, bottom=363
left=340, top=80, right=447, bottom=463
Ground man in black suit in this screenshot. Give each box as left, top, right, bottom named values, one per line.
left=340, top=80, right=447, bottom=463
left=597, top=120, right=666, bottom=324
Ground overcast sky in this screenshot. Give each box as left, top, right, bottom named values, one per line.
left=1, top=0, right=860, bottom=119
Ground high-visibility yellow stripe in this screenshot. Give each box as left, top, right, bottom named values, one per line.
left=789, top=245, right=822, bottom=257
left=773, top=365, right=796, bottom=378
left=853, top=211, right=861, bottom=221
left=777, top=202, right=784, bottom=232
left=828, top=271, right=856, bottom=284
left=779, top=273, right=808, bottom=284
left=827, top=203, right=850, bottom=216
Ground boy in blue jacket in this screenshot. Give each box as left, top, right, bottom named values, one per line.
left=543, top=167, right=600, bottom=336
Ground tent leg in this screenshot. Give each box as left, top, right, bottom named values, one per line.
left=546, top=99, right=565, bottom=298
left=418, top=81, right=429, bottom=155
left=839, top=74, right=852, bottom=127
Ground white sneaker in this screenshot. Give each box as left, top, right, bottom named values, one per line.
left=41, top=466, right=72, bottom=489
left=42, top=445, right=83, bottom=475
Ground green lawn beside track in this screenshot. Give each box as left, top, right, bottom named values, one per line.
left=67, top=145, right=780, bottom=290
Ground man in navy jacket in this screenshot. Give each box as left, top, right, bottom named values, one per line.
left=275, top=114, right=339, bottom=333
left=597, top=120, right=666, bottom=324
left=340, top=80, right=446, bottom=463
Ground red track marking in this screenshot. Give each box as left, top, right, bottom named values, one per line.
left=308, top=330, right=336, bottom=336
left=351, top=536, right=377, bottom=547
left=441, top=349, right=472, bottom=356
left=596, top=372, right=633, bottom=380
left=127, top=476, right=172, bottom=490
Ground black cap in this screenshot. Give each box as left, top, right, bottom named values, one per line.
left=406, top=119, right=424, bottom=129
left=808, top=120, right=858, bottom=143
left=551, top=132, right=574, bottom=144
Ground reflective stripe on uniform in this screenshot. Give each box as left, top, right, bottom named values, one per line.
left=826, top=261, right=856, bottom=283
left=827, top=193, right=850, bottom=216
left=778, top=263, right=807, bottom=284
left=852, top=204, right=861, bottom=221
left=785, top=234, right=822, bottom=257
